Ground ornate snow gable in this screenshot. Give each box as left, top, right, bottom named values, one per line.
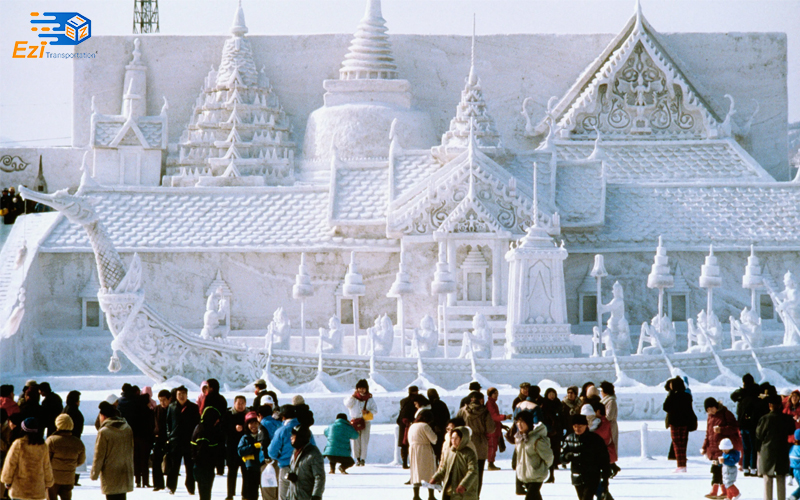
left=540, top=4, right=723, bottom=140
left=388, top=138, right=532, bottom=237
left=435, top=176, right=509, bottom=236
left=432, top=28, right=503, bottom=161
left=329, top=150, right=389, bottom=225
left=165, top=3, right=295, bottom=187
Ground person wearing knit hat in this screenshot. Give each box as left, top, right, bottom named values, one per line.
left=286, top=425, right=325, bottom=500
left=46, top=414, right=86, bottom=500
left=91, top=399, right=134, bottom=497
left=268, top=401, right=318, bottom=500
left=561, top=413, right=609, bottom=500
left=238, top=409, right=268, bottom=500
left=1, top=416, right=54, bottom=500
left=719, top=438, right=741, bottom=500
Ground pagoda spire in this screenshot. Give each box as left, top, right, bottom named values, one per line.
left=468, top=15, right=477, bottom=86
left=339, top=0, right=399, bottom=80
left=231, top=0, right=248, bottom=37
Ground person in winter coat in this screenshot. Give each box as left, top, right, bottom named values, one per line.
left=409, top=410, right=438, bottom=500
left=582, top=403, right=617, bottom=464
left=701, top=398, right=742, bottom=500
left=561, top=414, right=610, bottom=500
left=46, top=414, right=85, bottom=500
left=151, top=389, right=171, bottom=492
left=789, top=429, right=800, bottom=500
left=238, top=411, right=269, bottom=500
left=323, top=413, right=359, bottom=474
left=286, top=425, right=325, bottom=500
left=431, top=427, right=479, bottom=500
left=442, top=418, right=477, bottom=462
left=719, top=438, right=741, bottom=500
left=269, top=405, right=318, bottom=500
left=0, top=385, right=20, bottom=417
left=784, top=390, right=800, bottom=442
left=730, top=373, right=762, bottom=475
left=61, top=390, right=84, bottom=487
left=253, top=379, right=280, bottom=411
left=459, top=382, right=484, bottom=410
left=200, top=379, right=227, bottom=476
left=91, top=401, right=134, bottom=500
left=561, top=387, right=581, bottom=437
left=756, top=395, right=796, bottom=500
left=599, top=382, right=619, bottom=476
left=662, top=376, right=696, bottom=472
left=541, top=388, right=563, bottom=482
left=2, top=417, right=54, bottom=500
left=456, top=391, right=495, bottom=496
left=191, top=407, right=222, bottom=500
left=166, top=385, right=200, bottom=495
left=514, top=410, right=553, bottom=500
left=513, top=383, right=531, bottom=411
left=38, top=383, right=63, bottom=438
left=428, top=389, right=451, bottom=463
left=397, top=386, right=420, bottom=469
left=224, top=395, right=248, bottom=498
left=485, top=388, right=510, bottom=471
left=344, top=379, right=378, bottom=466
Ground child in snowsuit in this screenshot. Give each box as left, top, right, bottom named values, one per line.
left=790, top=429, right=800, bottom=500
left=720, top=438, right=741, bottom=500
left=238, top=411, right=268, bottom=500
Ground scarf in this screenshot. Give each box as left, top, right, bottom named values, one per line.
left=353, top=391, right=372, bottom=402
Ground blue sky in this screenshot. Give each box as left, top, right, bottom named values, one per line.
left=1, top=0, right=797, bottom=146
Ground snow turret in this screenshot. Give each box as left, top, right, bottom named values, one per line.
left=339, top=0, right=398, bottom=80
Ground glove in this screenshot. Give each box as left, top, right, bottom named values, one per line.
left=287, top=472, right=298, bottom=483
left=254, top=443, right=261, bottom=448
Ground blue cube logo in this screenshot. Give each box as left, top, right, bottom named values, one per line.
left=30, top=12, right=92, bottom=46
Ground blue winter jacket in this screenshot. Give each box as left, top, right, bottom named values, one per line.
left=268, top=418, right=317, bottom=468
left=238, top=430, right=267, bottom=470
left=323, top=419, right=359, bottom=458
left=261, top=415, right=282, bottom=440
left=790, top=430, right=800, bottom=470
left=722, top=449, right=741, bottom=467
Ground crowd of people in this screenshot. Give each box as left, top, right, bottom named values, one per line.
left=0, top=375, right=798, bottom=500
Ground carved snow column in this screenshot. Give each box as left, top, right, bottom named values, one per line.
left=293, top=253, right=314, bottom=353
left=504, top=164, right=572, bottom=358
left=206, top=270, right=232, bottom=336
left=589, top=255, right=608, bottom=357
left=699, top=245, right=722, bottom=330
left=647, top=236, right=674, bottom=335
left=121, top=41, right=146, bottom=119
left=431, top=245, right=456, bottom=358
left=388, top=249, right=413, bottom=357
left=742, top=245, right=764, bottom=313
left=343, top=252, right=365, bottom=355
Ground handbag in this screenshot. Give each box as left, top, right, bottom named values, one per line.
left=351, top=418, right=366, bottom=431
left=362, top=400, right=373, bottom=421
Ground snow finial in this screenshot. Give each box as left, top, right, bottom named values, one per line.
left=131, top=38, right=142, bottom=65
left=633, top=0, right=644, bottom=32
left=389, top=117, right=398, bottom=141
left=231, top=0, right=248, bottom=37
left=587, top=127, right=606, bottom=161
left=91, top=96, right=97, bottom=114
left=468, top=14, right=477, bottom=86
left=339, top=0, right=398, bottom=80
left=160, top=96, right=169, bottom=115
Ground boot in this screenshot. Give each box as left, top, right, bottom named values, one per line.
left=329, top=465, right=335, bottom=474
left=487, top=462, right=501, bottom=471
left=428, top=488, right=436, bottom=500
left=545, top=467, right=555, bottom=483
left=74, top=473, right=81, bottom=486
left=705, top=484, right=720, bottom=499
left=726, top=485, right=740, bottom=500
left=402, top=458, right=410, bottom=470
left=413, top=485, right=422, bottom=500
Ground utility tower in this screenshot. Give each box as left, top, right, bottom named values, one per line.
left=133, top=0, right=160, bottom=34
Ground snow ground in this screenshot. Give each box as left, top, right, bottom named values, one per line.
left=65, top=456, right=786, bottom=499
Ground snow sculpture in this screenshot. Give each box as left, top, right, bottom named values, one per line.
left=769, top=271, right=800, bottom=346
left=387, top=251, right=413, bottom=357
left=200, top=287, right=228, bottom=340
left=343, top=252, right=366, bottom=353
left=430, top=244, right=456, bottom=358
left=598, top=281, right=632, bottom=357
left=318, top=315, right=344, bottom=354
left=268, top=307, right=292, bottom=351
left=687, top=310, right=723, bottom=353
left=411, top=315, right=438, bottom=358
left=292, top=253, right=314, bottom=352
left=730, top=307, right=763, bottom=350
left=637, top=314, right=676, bottom=355
left=459, top=313, right=493, bottom=359
left=165, top=2, right=295, bottom=186
left=367, top=314, right=394, bottom=356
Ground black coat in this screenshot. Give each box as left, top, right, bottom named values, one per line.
left=561, top=430, right=610, bottom=485
left=153, top=405, right=169, bottom=444
left=40, top=393, right=63, bottom=436
left=202, top=392, right=228, bottom=417
left=396, top=395, right=418, bottom=446
left=191, top=421, right=222, bottom=467
left=755, top=410, right=796, bottom=476
left=662, top=391, right=695, bottom=429
left=63, top=405, right=85, bottom=438
left=429, top=399, right=451, bottom=436
left=253, top=390, right=279, bottom=410
left=166, top=400, right=200, bottom=451
left=730, top=384, right=763, bottom=431
left=223, top=409, right=247, bottom=453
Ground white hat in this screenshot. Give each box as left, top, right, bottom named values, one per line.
left=580, top=404, right=595, bottom=416
left=719, top=438, right=733, bottom=450
left=105, top=393, right=118, bottom=404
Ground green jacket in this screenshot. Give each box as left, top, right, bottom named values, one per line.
left=515, top=422, right=553, bottom=483
left=432, top=426, right=478, bottom=500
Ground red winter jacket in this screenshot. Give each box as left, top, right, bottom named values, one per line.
left=783, top=391, right=800, bottom=443
left=702, top=405, right=741, bottom=461
left=486, top=398, right=504, bottom=439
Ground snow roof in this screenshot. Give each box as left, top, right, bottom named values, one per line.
left=389, top=148, right=442, bottom=201
left=330, top=161, right=389, bottom=224
left=556, top=139, right=771, bottom=184
left=39, top=187, right=395, bottom=252
left=562, top=183, right=800, bottom=251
